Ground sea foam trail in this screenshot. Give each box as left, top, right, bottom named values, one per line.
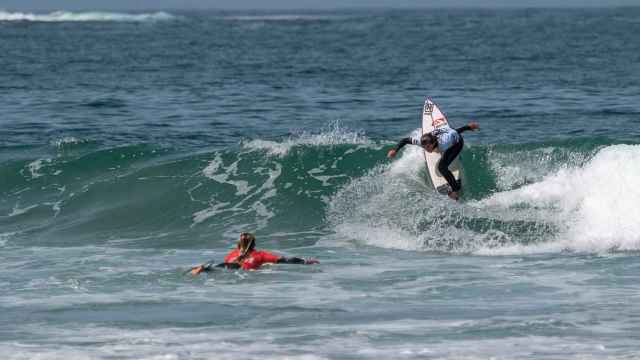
left=0, top=11, right=174, bottom=22
left=327, top=146, right=447, bottom=251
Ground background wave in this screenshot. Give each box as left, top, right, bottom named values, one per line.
left=0, top=11, right=174, bottom=22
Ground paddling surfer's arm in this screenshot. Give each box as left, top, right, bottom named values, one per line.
left=206, top=262, right=240, bottom=270
left=277, top=257, right=319, bottom=265
left=190, top=262, right=240, bottom=275
left=189, top=256, right=319, bottom=275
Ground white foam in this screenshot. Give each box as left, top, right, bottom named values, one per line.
left=26, top=158, right=52, bottom=179
left=202, top=154, right=223, bottom=178
left=243, top=139, right=292, bottom=156
left=488, top=146, right=592, bottom=191
left=51, top=136, right=89, bottom=148
left=307, top=165, right=348, bottom=187
left=203, top=154, right=254, bottom=196
left=8, top=204, right=39, bottom=217
left=328, top=146, right=448, bottom=251
left=0, top=324, right=615, bottom=360
left=192, top=202, right=230, bottom=225
left=330, top=144, right=640, bottom=255
left=479, top=144, right=640, bottom=254
left=193, top=161, right=282, bottom=229
left=0, top=10, right=174, bottom=22
left=334, top=223, right=418, bottom=251
left=43, top=200, right=63, bottom=217
left=247, top=163, right=282, bottom=229
left=0, top=231, right=18, bottom=247
left=243, top=121, right=372, bottom=157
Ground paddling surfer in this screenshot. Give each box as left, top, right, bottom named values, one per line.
left=189, top=232, right=319, bottom=275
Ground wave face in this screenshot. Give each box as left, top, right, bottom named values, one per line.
left=0, top=127, right=375, bottom=248
left=0, top=11, right=174, bottom=22
left=2, top=127, right=637, bottom=255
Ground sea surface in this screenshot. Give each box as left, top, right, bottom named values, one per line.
left=2, top=7, right=640, bottom=359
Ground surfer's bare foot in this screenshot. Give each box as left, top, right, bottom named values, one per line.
left=448, top=191, right=459, bottom=201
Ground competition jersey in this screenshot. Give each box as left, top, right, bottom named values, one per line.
left=410, top=126, right=460, bottom=152
left=224, top=249, right=282, bottom=270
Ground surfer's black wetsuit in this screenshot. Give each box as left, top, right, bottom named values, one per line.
left=393, top=125, right=474, bottom=193
left=438, top=137, right=463, bottom=192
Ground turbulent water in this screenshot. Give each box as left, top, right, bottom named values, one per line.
left=2, top=8, right=640, bottom=359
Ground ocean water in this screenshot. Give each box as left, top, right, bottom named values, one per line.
left=2, top=7, right=640, bottom=359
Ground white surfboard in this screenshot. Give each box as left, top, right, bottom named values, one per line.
left=421, top=98, right=462, bottom=194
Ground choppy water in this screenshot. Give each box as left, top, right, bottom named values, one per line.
left=2, top=7, right=640, bottom=359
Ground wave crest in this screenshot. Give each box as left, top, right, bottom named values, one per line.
left=243, top=121, right=374, bottom=157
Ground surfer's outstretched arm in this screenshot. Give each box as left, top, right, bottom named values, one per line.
left=455, top=122, right=480, bottom=134
left=387, top=137, right=413, bottom=158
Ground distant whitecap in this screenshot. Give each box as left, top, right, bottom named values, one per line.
left=0, top=10, right=175, bottom=22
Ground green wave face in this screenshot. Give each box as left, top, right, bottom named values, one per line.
left=1, top=136, right=636, bottom=254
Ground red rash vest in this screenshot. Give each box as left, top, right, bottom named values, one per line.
left=224, top=249, right=282, bottom=270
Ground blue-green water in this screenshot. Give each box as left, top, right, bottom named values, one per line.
left=2, top=8, right=640, bottom=359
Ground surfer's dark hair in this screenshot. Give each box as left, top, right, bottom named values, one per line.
left=420, top=133, right=437, bottom=146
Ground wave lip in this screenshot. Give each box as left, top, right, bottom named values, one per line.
left=0, top=10, right=174, bottom=22
left=243, top=121, right=373, bottom=157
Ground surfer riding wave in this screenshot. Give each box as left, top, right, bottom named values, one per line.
left=388, top=121, right=479, bottom=200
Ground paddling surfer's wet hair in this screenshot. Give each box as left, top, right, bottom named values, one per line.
left=235, top=232, right=256, bottom=264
